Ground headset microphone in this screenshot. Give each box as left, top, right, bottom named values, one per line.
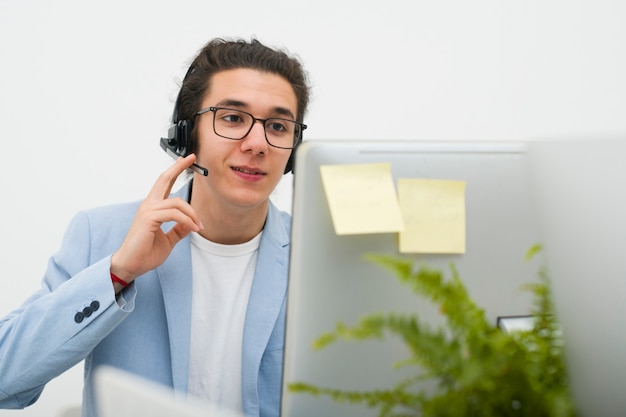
left=159, top=136, right=209, bottom=176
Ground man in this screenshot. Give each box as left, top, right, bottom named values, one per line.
left=0, top=37, right=310, bottom=417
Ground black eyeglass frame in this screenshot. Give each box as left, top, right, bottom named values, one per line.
left=195, top=106, right=307, bottom=150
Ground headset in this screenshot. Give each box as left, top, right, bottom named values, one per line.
left=159, top=80, right=208, bottom=176
left=160, top=69, right=300, bottom=175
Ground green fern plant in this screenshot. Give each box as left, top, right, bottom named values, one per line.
left=289, top=245, right=577, bottom=417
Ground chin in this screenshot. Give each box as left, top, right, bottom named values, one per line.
left=230, top=191, right=271, bottom=210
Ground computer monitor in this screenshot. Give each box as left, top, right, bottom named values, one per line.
left=528, top=137, right=626, bottom=417
left=282, top=139, right=544, bottom=417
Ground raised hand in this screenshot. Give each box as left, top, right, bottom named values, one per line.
left=110, top=154, right=203, bottom=286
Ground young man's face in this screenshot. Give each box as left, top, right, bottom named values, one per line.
left=193, top=68, right=298, bottom=211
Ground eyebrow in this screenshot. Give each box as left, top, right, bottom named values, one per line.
left=215, top=99, right=296, bottom=120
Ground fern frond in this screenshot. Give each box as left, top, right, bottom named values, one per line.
left=364, top=253, right=490, bottom=335
left=290, top=250, right=578, bottom=417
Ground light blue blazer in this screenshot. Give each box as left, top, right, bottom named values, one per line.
left=0, top=181, right=290, bottom=417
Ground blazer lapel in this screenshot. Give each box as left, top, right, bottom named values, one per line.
left=155, top=182, right=193, bottom=394
left=156, top=238, right=193, bottom=395
left=241, top=203, right=290, bottom=410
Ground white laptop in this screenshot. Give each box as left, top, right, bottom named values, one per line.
left=94, top=366, right=243, bottom=417
left=282, top=139, right=544, bottom=417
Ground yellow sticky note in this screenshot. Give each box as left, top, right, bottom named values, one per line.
left=398, top=179, right=466, bottom=254
left=320, top=163, right=404, bottom=235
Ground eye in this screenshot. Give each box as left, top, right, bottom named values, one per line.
left=266, top=119, right=291, bottom=135
left=221, top=112, right=245, bottom=124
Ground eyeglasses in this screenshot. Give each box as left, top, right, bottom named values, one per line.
left=195, top=106, right=307, bottom=150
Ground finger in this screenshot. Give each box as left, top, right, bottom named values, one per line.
left=156, top=207, right=203, bottom=235
left=112, top=203, right=202, bottom=278
left=147, top=154, right=197, bottom=201
left=166, top=221, right=199, bottom=247
left=138, top=196, right=203, bottom=232
left=156, top=197, right=203, bottom=231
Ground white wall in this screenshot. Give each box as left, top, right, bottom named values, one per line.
left=0, top=0, right=624, bottom=415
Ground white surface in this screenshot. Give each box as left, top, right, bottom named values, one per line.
left=95, top=366, right=243, bottom=417
left=1, top=0, right=625, bottom=415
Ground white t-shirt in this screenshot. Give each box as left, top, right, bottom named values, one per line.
left=187, top=231, right=261, bottom=414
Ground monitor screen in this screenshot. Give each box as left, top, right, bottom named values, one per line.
left=282, top=139, right=543, bottom=417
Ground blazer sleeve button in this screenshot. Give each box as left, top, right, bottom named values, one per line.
left=83, top=306, right=93, bottom=317
left=74, top=311, right=84, bottom=323
left=90, top=300, right=100, bottom=312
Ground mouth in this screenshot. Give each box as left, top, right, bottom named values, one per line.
left=232, top=166, right=265, bottom=176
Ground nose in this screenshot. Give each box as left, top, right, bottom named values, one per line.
left=240, top=120, right=269, bottom=153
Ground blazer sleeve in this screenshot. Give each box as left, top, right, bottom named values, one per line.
left=0, top=210, right=137, bottom=409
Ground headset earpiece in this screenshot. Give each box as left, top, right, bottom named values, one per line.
left=159, top=66, right=209, bottom=176
left=166, top=119, right=192, bottom=157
